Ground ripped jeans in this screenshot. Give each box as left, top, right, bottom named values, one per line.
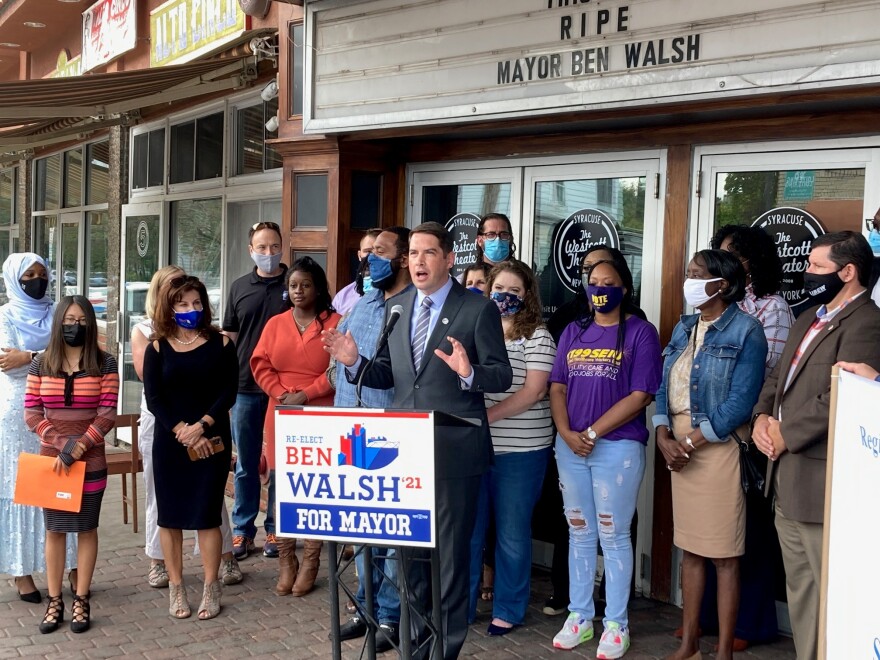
left=554, top=434, right=645, bottom=627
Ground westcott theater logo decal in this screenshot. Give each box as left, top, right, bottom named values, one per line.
left=553, top=208, right=621, bottom=293
left=751, top=207, right=825, bottom=315
left=445, top=213, right=481, bottom=279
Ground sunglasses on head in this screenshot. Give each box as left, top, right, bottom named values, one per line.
left=252, top=221, right=281, bottom=232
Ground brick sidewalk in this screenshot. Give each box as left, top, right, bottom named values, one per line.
left=1, top=476, right=796, bottom=659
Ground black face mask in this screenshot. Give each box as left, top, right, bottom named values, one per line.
left=802, top=270, right=845, bottom=307
left=19, top=277, right=48, bottom=300
left=62, top=324, right=87, bottom=347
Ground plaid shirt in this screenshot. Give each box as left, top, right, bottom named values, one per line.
left=738, top=287, right=793, bottom=374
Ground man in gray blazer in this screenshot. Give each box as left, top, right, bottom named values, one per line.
left=752, top=231, right=880, bottom=660
left=324, top=222, right=512, bottom=659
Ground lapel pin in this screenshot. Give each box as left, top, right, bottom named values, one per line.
left=442, top=318, right=449, bottom=325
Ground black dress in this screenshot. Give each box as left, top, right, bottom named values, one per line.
left=143, top=333, right=238, bottom=530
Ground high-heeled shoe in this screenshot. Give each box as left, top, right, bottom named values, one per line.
left=168, top=581, right=191, bottom=619
left=39, top=595, right=64, bottom=634
left=67, top=569, right=90, bottom=599
left=70, top=595, right=91, bottom=633
left=14, top=576, right=41, bottom=603
left=198, top=580, right=222, bottom=620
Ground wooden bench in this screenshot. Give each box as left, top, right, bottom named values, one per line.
left=106, top=413, right=141, bottom=533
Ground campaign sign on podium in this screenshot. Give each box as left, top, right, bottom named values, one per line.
left=275, top=407, right=436, bottom=548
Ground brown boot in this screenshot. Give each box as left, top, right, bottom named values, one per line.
left=292, top=540, right=322, bottom=596
left=274, top=538, right=299, bottom=596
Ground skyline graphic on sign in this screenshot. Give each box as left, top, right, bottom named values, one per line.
left=337, top=424, right=399, bottom=470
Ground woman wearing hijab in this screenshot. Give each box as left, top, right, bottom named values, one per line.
left=0, top=253, right=77, bottom=602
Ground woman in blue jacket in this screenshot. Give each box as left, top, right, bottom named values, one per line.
left=654, top=250, right=767, bottom=660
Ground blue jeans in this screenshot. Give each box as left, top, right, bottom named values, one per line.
left=354, top=546, right=400, bottom=625
left=468, top=448, right=550, bottom=625
left=555, top=435, right=645, bottom=628
left=231, top=392, right=274, bottom=538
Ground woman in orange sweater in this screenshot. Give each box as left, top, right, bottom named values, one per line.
left=250, top=256, right=341, bottom=597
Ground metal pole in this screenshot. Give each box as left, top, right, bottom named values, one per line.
left=398, top=546, right=412, bottom=659
left=328, top=540, right=342, bottom=660
left=363, top=545, right=376, bottom=660
left=430, top=548, right=443, bottom=660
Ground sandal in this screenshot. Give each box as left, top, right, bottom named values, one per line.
left=168, top=582, right=191, bottom=619
left=148, top=562, right=170, bottom=588
left=70, top=594, right=91, bottom=633
left=198, top=580, right=222, bottom=620
left=480, top=564, right=494, bottom=601
left=39, top=595, right=64, bottom=634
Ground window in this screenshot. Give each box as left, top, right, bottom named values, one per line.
left=64, top=149, right=83, bottom=208
left=170, top=198, right=223, bottom=315
left=86, top=141, right=110, bottom=205
left=33, top=216, right=58, bottom=300
left=292, top=251, right=326, bottom=270
left=0, top=168, right=14, bottom=303
left=232, top=98, right=282, bottom=176
left=351, top=172, right=382, bottom=229
left=290, top=22, right=304, bottom=116
left=132, top=128, right=165, bottom=189
left=170, top=112, right=224, bottom=184
left=86, top=211, right=109, bottom=322
left=295, top=174, right=328, bottom=227
left=34, top=154, right=61, bottom=211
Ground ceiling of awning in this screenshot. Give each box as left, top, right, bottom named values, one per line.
left=0, top=57, right=256, bottom=157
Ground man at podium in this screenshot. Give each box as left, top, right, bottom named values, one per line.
left=323, top=222, right=513, bottom=659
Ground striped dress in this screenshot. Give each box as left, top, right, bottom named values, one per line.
left=24, top=353, right=119, bottom=532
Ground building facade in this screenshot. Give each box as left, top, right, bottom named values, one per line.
left=274, top=0, right=880, bottom=610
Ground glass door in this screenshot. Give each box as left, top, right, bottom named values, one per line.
left=693, top=147, right=877, bottom=317
left=119, top=202, right=164, bottom=414
left=409, top=167, right=522, bottom=279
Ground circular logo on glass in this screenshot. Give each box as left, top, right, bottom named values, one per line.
left=136, top=220, right=150, bottom=258
left=751, top=206, right=825, bottom=313
left=552, top=208, right=620, bottom=293
left=445, top=212, right=481, bottom=278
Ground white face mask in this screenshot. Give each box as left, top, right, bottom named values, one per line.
left=683, top=277, right=723, bottom=308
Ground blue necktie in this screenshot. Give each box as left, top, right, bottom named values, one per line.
left=411, top=296, right=433, bottom=372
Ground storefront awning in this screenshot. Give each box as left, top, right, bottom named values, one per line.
left=0, top=57, right=255, bottom=157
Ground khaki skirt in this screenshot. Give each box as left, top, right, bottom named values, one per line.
left=670, top=414, right=745, bottom=558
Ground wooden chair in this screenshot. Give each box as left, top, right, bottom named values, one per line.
left=105, top=413, right=142, bottom=533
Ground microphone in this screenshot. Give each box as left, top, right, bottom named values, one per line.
left=356, top=304, right=404, bottom=407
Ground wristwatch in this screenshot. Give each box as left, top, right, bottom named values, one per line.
left=198, top=419, right=211, bottom=430
left=586, top=427, right=598, bottom=441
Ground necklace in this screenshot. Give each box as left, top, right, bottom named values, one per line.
left=292, top=310, right=316, bottom=333
left=63, top=356, right=80, bottom=373
left=173, top=331, right=201, bottom=345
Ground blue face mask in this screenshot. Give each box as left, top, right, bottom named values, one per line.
left=483, top=238, right=510, bottom=263
left=587, top=285, right=625, bottom=313
left=490, top=291, right=523, bottom=317
left=361, top=275, right=373, bottom=293
left=869, top=229, right=880, bottom=255
left=467, top=286, right=484, bottom=295
left=368, top=253, right=393, bottom=282
left=174, top=309, right=203, bottom=329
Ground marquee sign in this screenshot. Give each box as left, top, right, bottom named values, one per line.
left=304, top=0, right=880, bottom=133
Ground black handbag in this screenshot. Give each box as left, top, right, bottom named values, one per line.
left=731, top=430, right=765, bottom=496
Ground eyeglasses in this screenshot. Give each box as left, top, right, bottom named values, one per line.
left=62, top=318, right=88, bottom=326
left=479, top=231, right=512, bottom=240
left=251, top=221, right=281, bottom=232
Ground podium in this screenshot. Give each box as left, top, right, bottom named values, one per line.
left=275, top=406, right=479, bottom=659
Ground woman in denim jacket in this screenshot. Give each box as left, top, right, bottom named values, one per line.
left=653, top=250, right=767, bottom=660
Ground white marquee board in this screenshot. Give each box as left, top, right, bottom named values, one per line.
left=304, top=0, right=880, bottom=133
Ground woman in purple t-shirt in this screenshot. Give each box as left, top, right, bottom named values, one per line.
left=549, top=254, right=662, bottom=658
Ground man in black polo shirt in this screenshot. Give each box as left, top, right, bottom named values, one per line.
left=223, top=221, right=288, bottom=560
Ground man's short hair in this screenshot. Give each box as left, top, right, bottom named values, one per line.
left=811, top=230, right=873, bottom=287
left=248, top=221, right=282, bottom=244
left=380, top=226, right=410, bottom=257
left=411, top=222, right=454, bottom=255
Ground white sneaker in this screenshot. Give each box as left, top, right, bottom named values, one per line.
left=220, top=557, right=243, bottom=585
left=596, top=621, right=630, bottom=659
left=552, top=611, right=594, bottom=650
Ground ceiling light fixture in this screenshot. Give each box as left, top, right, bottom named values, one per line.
left=24, top=21, right=46, bottom=28
left=0, top=42, right=21, bottom=47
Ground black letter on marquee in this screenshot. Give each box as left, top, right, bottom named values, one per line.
left=597, top=9, right=610, bottom=34
left=560, top=15, right=572, bottom=40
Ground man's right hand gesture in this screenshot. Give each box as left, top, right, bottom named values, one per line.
left=322, top=328, right=359, bottom=367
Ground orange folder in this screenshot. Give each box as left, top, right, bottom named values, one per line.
left=13, top=453, right=85, bottom=513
